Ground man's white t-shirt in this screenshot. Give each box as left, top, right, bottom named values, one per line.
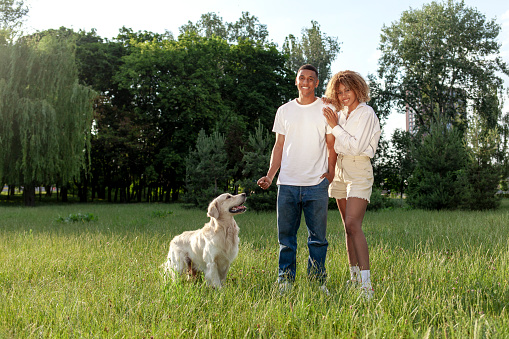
left=272, top=98, right=332, bottom=186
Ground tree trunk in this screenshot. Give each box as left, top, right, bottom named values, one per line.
left=165, top=185, right=170, bottom=203
left=23, top=183, right=36, bottom=207
left=171, top=185, right=179, bottom=202
left=78, top=177, right=88, bottom=203
left=61, top=185, right=69, bottom=203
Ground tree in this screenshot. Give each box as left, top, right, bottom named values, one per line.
left=115, top=34, right=231, bottom=202
left=221, top=38, right=295, bottom=131
left=282, top=21, right=341, bottom=96
left=0, top=0, right=28, bottom=43
left=0, top=34, right=96, bottom=206
left=463, top=113, right=501, bottom=210
left=227, top=11, right=268, bottom=44
left=114, top=32, right=294, bottom=202
left=185, top=129, right=229, bottom=208
left=499, top=112, right=509, bottom=184
left=179, top=12, right=228, bottom=40
left=389, top=129, right=414, bottom=197
left=179, top=12, right=268, bottom=44
left=406, top=120, right=468, bottom=210
left=237, top=121, right=276, bottom=211
left=377, top=0, right=508, bottom=133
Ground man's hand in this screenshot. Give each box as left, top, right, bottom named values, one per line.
left=257, top=176, right=272, bottom=190
left=320, top=172, right=334, bottom=184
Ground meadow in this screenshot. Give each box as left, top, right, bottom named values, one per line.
left=0, top=199, right=508, bottom=338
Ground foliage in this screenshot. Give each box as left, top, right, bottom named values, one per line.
left=0, top=13, right=339, bottom=207
left=367, top=187, right=394, bottom=211
left=179, top=11, right=268, bottom=44
left=377, top=0, right=508, bottom=133
left=56, top=212, right=97, bottom=223
left=112, top=30, right=293, bottom=202
left=0, top=0, right=28, bottom=43
left=406, top=120, right=468, bottom=210
left=462, top=114, right=501, bottom=210
left=185, top=129, right=229, bottom=208
left=0, top=33, right=96, bottom=206
left=282, top=21, right=341, bottom=97
left=238, top=121, right=277, bottom=211
left=497, top=112, right=509, bottom=181
left=382, top=129, right=415, bottom=197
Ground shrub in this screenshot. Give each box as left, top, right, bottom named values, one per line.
left=367, top=187, right=393, bottom=211
left=56, top=213, right=97, bottom=223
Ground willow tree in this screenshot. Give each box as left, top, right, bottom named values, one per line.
left=0, top=34, right=96, bottom=206
left=0, top=0, right=28, bottom=43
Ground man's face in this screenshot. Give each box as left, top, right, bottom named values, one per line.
left=295, top=69, right=318, bottom=96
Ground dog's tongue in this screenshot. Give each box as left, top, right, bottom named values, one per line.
left=230, top=205, right=247, bottom=213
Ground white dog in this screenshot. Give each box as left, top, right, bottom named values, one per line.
left=163, top=193, right=247, bottom=288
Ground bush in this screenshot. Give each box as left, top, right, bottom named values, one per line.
left=367, top=187, right=393, bottom=211
left=56, top=213, right=97, bottom=223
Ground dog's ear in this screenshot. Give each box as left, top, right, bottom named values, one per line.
left=207, top=200, right=220, bottom=219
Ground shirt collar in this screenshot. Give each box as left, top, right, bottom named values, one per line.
left=342, top=102, right=367, bottom=117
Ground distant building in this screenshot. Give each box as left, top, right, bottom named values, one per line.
left=405, top=88, right=467, bottom=134
left=406, top=103, right=416, bottom=134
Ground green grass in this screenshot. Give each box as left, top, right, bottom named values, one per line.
left=1, top=200, right=509, bottom=338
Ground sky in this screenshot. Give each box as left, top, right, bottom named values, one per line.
left=22, top=0, right=509, bottom=136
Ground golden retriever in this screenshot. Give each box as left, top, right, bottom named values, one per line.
left=163, top=193, right=247, bottom=288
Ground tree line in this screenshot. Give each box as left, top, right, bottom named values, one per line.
left=1, top=0, right=508, bottom=210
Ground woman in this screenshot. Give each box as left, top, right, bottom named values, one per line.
left=322, top=70, right=381, bottom=299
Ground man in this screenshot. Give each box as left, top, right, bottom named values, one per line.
left=257, top=64, right=336, bottom=294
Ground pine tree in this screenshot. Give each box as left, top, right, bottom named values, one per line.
left=406, top=120, right=468, bottom=210
left=185, top=129, right=229, bottom=207
left=238, top=121, right=276, bottom=211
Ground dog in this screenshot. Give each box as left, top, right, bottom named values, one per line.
left=163, top=193, right=247, bottom=288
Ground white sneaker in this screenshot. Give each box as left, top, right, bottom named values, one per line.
left=360, top=286, right=374, bottom=300
left=319, top=284, right=330, bottom=296
left=346, top=279, right=361, bottom=288
left=278, top=281, right=293, bottom=295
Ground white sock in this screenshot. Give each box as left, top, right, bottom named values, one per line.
left=350, top=266, right=361, bottom=282
left=360, top=270, right=372, bottom=289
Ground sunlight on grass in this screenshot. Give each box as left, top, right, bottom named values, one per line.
left=1, top=201, right=509, bottom=337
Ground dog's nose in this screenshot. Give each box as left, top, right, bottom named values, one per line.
left=241, top=193, right=246, bottom=197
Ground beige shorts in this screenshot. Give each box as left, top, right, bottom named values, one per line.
left=328, top=154, right=374, bottom=202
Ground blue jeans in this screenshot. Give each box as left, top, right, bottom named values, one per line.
left=277, top=179, right=329, bottom=284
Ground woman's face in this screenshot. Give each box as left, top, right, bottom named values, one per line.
left=337, top=83, right=359, bottom=112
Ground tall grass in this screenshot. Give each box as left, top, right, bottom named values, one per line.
left=1, top=200, right=508, bottom=338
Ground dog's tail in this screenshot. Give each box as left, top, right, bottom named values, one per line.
left=162, top=245, right=186, bottom=281
left=161, top=261, right=176, bottom=281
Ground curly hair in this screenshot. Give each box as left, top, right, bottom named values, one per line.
left=324, top=70, right=370, bottom=111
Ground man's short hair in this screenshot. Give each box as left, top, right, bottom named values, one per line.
left=297, top=64, right=318, bottom=78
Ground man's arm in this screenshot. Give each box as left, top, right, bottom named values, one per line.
left=257, top=133, right=285, bottom=190
left=321, top=133, right=337, bottom=183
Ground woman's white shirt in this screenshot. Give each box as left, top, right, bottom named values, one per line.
left=330, top=103, right=381, bottom=158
